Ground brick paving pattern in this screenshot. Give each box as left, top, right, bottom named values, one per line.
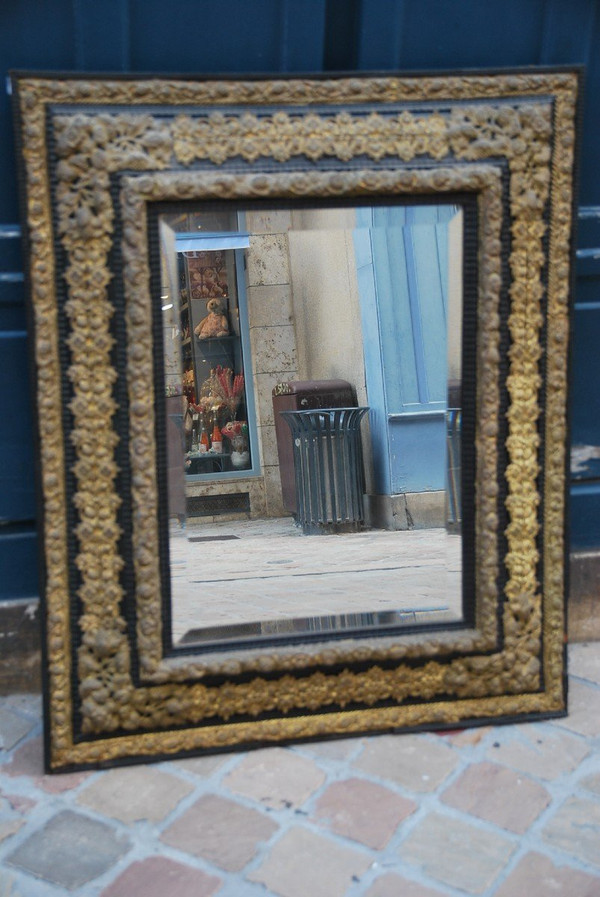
left=0, top=642, right=598, bottom=896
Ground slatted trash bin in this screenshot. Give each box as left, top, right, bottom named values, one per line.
left=272, top=379, right=356, bottom=515
left=280, top=407, right=369, bottom=535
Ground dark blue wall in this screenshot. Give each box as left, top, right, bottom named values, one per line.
left=1, top=0, right=599, bottom=598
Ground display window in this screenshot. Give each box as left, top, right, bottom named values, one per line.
left=160, top=210, right=259, bottom=502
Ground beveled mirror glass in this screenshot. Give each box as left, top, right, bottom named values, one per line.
left=12, top=69, right=579, bottom=771
left=158, top=201, right=467, bottom=648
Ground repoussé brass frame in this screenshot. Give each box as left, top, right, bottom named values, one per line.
left=12, top=70, right=579, bottom=770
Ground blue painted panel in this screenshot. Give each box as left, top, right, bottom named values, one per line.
left=364, top=0, right=546, bottom=69
left=376, top=226, right=417, bottom=407
left=575, top=275, right=600, bottom=306
left=0, top=0, right=76, bottom=223
left=129, top=0, right=326, bottom=73
left=0, top=332, right=35, bottom=522
left=388, top=416, right=446, bottom=494
left=0, top=298, right=26, bottom=333
left=0, top=530, right=38, bottom=600
left=355, top=207, right=452, bottom=494
left=570, top=483, right=600, bottom=551
left=571, top=301, right=600, bottom=449
left=0, top=230, right=22, bottom=272
left=354, top=222, right=391, bottom=494
left=410, top=224, right=447, bottom=404
left=0, top=276, right=25, bottom=332
left=72, top=0, right=131, bottom=70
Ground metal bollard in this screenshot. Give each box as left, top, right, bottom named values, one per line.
left=280, top=407, right=369, bottom=534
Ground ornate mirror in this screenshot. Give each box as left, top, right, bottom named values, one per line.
left=12, top=69, right=580, bottom=771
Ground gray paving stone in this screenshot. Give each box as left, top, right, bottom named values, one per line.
left=2, top=736, right=90, bottom=793
left=542, top=796, right=600, bottom=868
left=1, top=794, right=36, bottom=814
left=439, top=727, right=491, bottom=748
left=0, top=870, right=23, bottom=897
left=2, top=695, right=42, bottom=718
left=569, top=642, right=600, bottom=685
left=365, top=874, right=448, bottom=897
left=313, top=776, right=416, bottom=848
left=485, top=727, right=589, bottom=780
left=0, top=709, right=36, bottom=751
left=441, top=762, right=551, bottom=833
left=494, top=851, right=600, bottom=897
left=169, top=753, right=227, bottom=777
left=161, top=793, right=278, bottom=872
left=5, top=810, right=131, bottom=890
left=0, top=820, right=23, bottom=845
left=354, top=734, right=459, bottom=793
left=247, top=826, right=372, bottom=897
left=100, top=857, right=222, bottom=897
left=224, top=746, right=325, bottom=809
left=399, top=811, right=515, bottom=894
left=581, top=772, right=600, bottom=796
left=553, top=679, right=600, bottom=737
left=296, top=737, right=364, bottom=760
left=77, top=765, right=193, bottom=823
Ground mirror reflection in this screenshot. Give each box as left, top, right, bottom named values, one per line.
left=158, top=204, right=464, bottom=647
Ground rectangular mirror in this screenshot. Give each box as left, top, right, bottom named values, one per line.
left=158, top=202, right=468, bottom=648
left=12, top=69, right=579, bottom=771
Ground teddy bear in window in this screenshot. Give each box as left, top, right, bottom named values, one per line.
left=195, top=297, right=230, bottom=339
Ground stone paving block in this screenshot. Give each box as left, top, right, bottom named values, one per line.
left=170, top=753, right=228, bottom=777
left=0, top=820, right=23, bottom=845
left=365, top=873, right=448, bottom=897
left=582, top=772, right=600, bottom=796
left=77, top=765, right=193, bottom=823
left=100, top=857, right=222, bottom=897
left=552, top=679, right=600, bottom=737
left=399, top=811, right=515, bottom=894
left=5, top=810, right=130, bottom=890
left=494, top=851, right=600, bottom=897
left=224, top=747, right=325, bottom=809
left=568, top=642, right=600, bottom=685
left=247, top=826, right=372, bottom=897
left=438, top=727, right=491, bottom=748
left=2, top=736, right=90, bottom=793
left=0, top=708, right=36, bottom=751
left=441, top=762, right=551, bottom=834
left=542, top=796, right=600, bottom=868
left=161, top=793, right=277, bottom=872
left=313, top=776, right=416, bottom=848
left=296, top=737, right=364, bottom=760
left=1, top=794, right=36, bottom=814
left=353, top=734, right=459, bottom=793
left=486, top=727, right=589, bottom=780
left=2, top=695, right=42, bottom=718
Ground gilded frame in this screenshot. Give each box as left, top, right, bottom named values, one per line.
left=12, top=70, right=579, bottom=771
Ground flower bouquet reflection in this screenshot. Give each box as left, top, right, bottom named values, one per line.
left=222, top=420, right=250, bottom=469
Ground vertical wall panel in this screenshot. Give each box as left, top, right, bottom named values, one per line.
left=129, top=0, right=326, bottom=73
left=0, top=332, right=35, bottom=522
left=73, top=0, right=131, bottom=70
left=357, top=0, right=406, bottom=69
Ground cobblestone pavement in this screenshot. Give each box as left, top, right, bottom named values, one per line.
left=1, top=643, right=599, bottom=897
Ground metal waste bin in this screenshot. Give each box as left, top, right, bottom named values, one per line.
left=272, top=380, right=357, bottom=514
left=280, top=407, right=369, bottom=534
